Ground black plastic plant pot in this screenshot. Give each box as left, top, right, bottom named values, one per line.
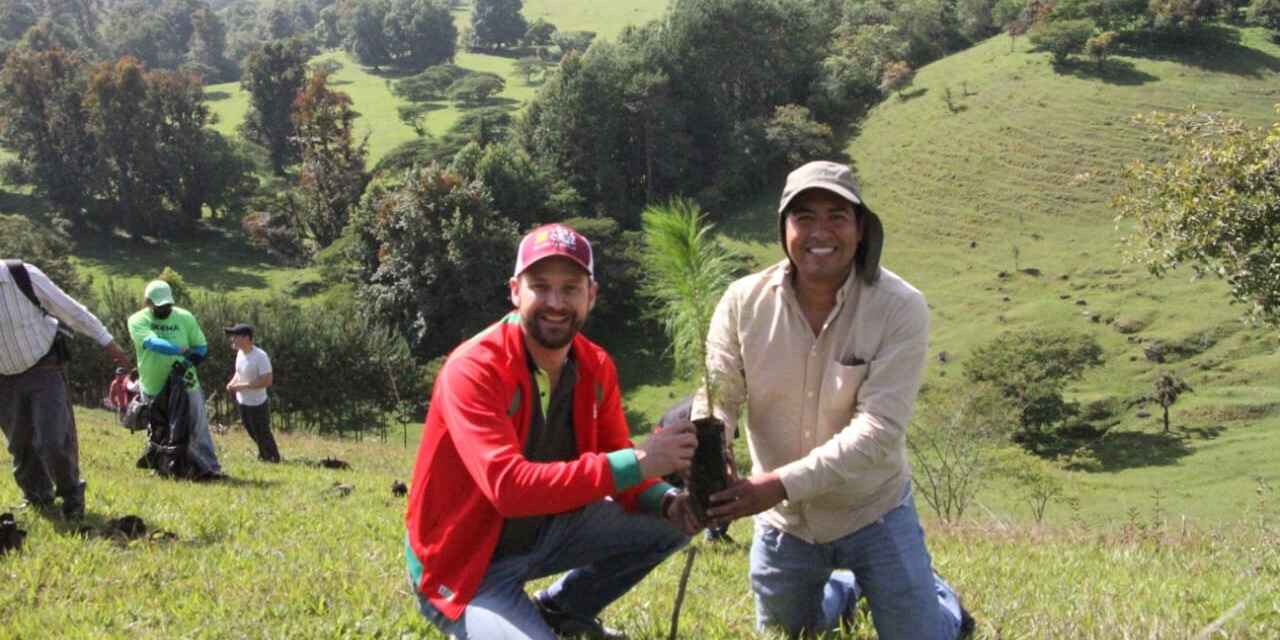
left=687, top=416, right=729, bottom=521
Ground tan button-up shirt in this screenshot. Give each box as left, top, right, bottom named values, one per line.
left=695, top=260, right=928, bottom=544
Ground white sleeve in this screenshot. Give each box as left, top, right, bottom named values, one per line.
left=257, top=350, right=272, bottom=375
left=26, top=264, right=113, bottom=347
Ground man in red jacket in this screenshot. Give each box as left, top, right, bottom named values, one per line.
left=405, top=223, right=701, bottom=639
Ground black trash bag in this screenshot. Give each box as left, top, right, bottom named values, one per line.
left=136, top=361, right=203, bottom=480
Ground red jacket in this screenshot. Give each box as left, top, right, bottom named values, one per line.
left=405, top=314, right=661, bottom=620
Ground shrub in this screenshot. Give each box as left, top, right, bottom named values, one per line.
left=910, top=383, right=1018, bottom=523
left=964, top=328, right=1104, bottom=438
left=1029, top=18, right=1096, bottom=63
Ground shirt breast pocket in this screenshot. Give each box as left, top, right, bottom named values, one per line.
left=821, top=361, right=869, bottom=427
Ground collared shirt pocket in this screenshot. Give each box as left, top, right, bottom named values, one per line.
left=820, top=360, right=869, bottom=428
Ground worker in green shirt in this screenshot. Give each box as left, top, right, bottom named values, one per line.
left=127, top=280, right=222, bottom=478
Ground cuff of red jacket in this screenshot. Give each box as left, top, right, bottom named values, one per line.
left=607, top=449, right=642, bottom=492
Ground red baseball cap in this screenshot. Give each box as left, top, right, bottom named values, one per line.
left=513, top=224, right=594, bottom=278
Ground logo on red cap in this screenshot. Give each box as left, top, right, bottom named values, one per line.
left=514, top=224, right=594, bottom=278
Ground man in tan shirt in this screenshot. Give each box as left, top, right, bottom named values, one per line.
left=698, top=161, right=973, bottom=639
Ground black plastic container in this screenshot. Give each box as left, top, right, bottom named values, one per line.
left=686, top=416, right=730, bottom=520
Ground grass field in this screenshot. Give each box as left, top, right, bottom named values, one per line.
left=1, top=409, right=1275, bottom=638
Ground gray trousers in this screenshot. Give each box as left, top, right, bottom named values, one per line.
left=0, top=365, right=83, bottom=505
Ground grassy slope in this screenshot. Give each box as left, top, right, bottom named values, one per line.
left=709, top=27, right=1280, bottom=526
left=1, top=408, right=1274, bottom=638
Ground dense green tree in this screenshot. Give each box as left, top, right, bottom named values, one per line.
left=448, top=140, right=484, bottom=177
left=0, top=46, right=97, bottom=225
left=186, top=5, right=232, bottom=81
left=523, top=17, right=555, bottom=46
left=292, top=72, right=370, bottom=250
left=513, top=56, right=548, bottom=83
left=474, top=141, right=549, bottom=228
left=1028, top=17, right=1095, bottom=63
left=470, top=0, right=527, bottom=50
left=342, top=0, right=392, bottom=68
left=241, top=38, right=308, bottom=174
left=352, top=163, right=520, bottom=359
left=1116, top=110, right=1280, bottom=323
left=384, top=0, right=456, bottom=70
left=86, top=57, right=167, bottom=233
left=964, top=329, right=1104, bottom=439
left=763, top=104, right=837, bottom=171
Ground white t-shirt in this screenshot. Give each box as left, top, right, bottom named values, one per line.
left=234, top=346, right=272, bottom=406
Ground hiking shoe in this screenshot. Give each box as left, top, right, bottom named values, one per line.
left=533, top=592, right=626, bottom=640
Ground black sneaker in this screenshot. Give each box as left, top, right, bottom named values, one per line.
left=533, top=592, right=626, bottom=640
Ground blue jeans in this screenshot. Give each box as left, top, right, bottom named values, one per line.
left=416, top=499, right=689, bottom=639
left=750, top=486, right=963, bottom=639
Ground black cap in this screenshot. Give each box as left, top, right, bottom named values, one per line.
left=223, top=323, right=254, bottom=338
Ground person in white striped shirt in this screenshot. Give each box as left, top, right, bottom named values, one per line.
left=1, top=260, right=129, bottom=519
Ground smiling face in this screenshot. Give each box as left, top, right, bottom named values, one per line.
left=784, top=189, right=863, bottom=289
left=509, top=256, right=597, bottom=351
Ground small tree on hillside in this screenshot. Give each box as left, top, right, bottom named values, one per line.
left=996, top=448, right=1065, bottom=524
left=513, top=56, right=547, bottom=84
left=1083, top=30, right=1118, bottom=70
left=909, top=383, right=1018, bottom=523
left=763, top=104, right=837, bottom=171
left=1115, top=109, right=1280, bottom=324
left=1152, top=371, right=1191, bottom=433
left=1029, top=18, right=1096, bottom=64
left=447, top=74, right=505, bottom=106
left=879, top=60, right=915, bottom=98
left=1006, top=15, right=1029, bottom=51
left=964, top=328, right=1104, bottom=442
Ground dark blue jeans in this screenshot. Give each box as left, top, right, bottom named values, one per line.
left=417, top=499, right=688, bottom=639
left=750, top=486, right=963, bottom=639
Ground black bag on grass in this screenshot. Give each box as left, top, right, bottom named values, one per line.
left=136, top=361, right=200, bottom=479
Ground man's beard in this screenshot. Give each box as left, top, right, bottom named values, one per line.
left=152, top=305, right=173, bottom=319
left=522, top=309, right=586, bottom=350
